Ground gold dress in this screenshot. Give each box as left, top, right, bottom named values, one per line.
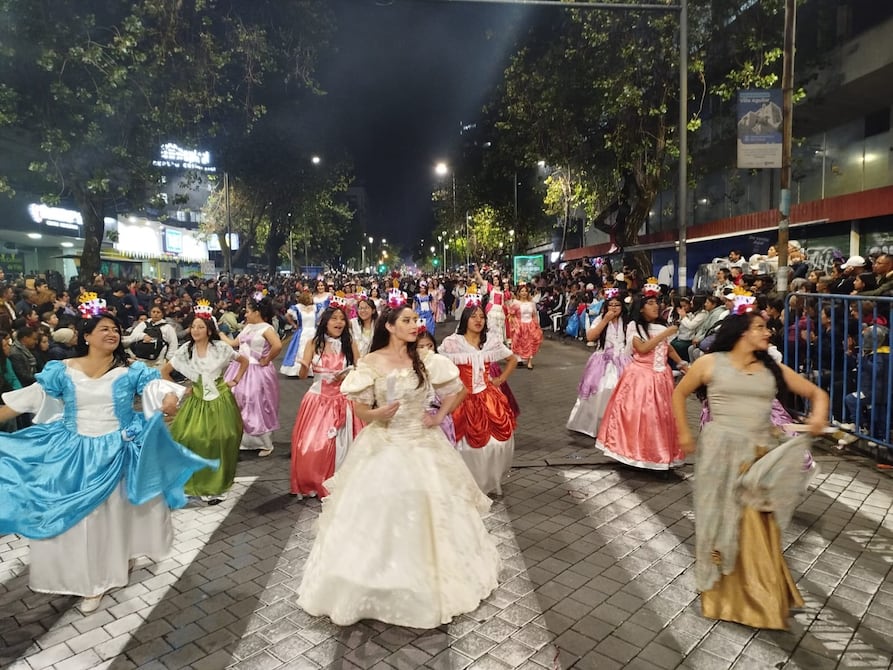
left=695, top=353, right=805, bottom=630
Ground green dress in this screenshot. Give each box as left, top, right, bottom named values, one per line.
left=169, top=340, right=243, bottom=497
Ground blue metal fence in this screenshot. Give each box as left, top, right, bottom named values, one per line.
left=783, top=293, right=893, bottom=460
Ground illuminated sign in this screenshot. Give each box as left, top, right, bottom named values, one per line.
left=163, top=228, right=183, bottom=253
left=206, top=233, right=240, bottom=251
left=152, top=143, right=217, bottom=172
left=27, top=203, right=82, bottom=231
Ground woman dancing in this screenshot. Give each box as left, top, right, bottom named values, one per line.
left=280, top=291, right=317, bottom=377
left=672, top=301, right=828, bottom=629
left=223, top=295, right=282, bottom=457
left=0, top=303, right=215, bottom=612
left=290, top=298, right=362, bottom=498
left=510, top=284, right=543, bottom=369
left=298, top=304, right=498, bottom=628
left=441, top=293, right=518, bottom=495
left=164, top=300, right=248, bottom=505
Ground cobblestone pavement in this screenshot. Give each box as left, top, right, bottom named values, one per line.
left=2, top=328, right=893, bottom=670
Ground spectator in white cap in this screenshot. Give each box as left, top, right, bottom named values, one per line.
left=47, top=328, right=77, bottom=361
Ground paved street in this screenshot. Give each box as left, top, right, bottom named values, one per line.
left=2, top=329, right=893, bottom=670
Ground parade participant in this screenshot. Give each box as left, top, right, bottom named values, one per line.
left=485, top=284, right=509, bottom=346
left=413, top=280, right=437, bottom=336
left=290, top=296, right=362, bottom=498
left=434, top=279, right=447, bottom=323
left=298, top=304, right=498, bottom=628
left=417, top=327, right=456, bottom=445
left=163, top=300, right=248, bottom=505
left=567, top=288, right=631, bottom=437
left=0, top=300, right=216, bottom=613
left=672, top=304, right=828, bottom=630
left=368, top=286, right=384, bottom=311
left=510, top=283, right=543, bottom=369
left=349, top=293, right=377, bottom=357
left=223, top=294, right=282, bottom=457
left=280, top=291, right=317, bottom=377
left=441, top=288, right=518, bottom=495
left=596, top=279, right=688, bottom=470
left=312, top=278, right=332, bottom=324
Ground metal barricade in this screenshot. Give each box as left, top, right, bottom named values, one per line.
left=783, top=293, right=893, bottom=461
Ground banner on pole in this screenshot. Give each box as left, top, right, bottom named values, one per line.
left=513, top=255, right=544, bottom=283
left=737, top=89, right=783, bottom=169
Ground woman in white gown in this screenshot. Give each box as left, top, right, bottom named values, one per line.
left=298, top=305, right=500, bottom=628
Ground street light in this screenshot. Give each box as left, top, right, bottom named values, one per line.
left=361, top=244, right=366, bottom=271
left=434, top=161, right=461, bottom=266
left=311, top=155, right=321, bottom=165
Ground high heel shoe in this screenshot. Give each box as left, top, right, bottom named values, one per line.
left=80, top=594, right=104, bottom=613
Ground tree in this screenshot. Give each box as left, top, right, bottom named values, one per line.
left=485, top=1, right=793, bottom=277
left=0, top=0, right=334, bottom=280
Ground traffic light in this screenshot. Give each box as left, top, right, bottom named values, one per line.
left=378, top=264, right=387, bottom=274
left=433, top=258, right=440, bottom=266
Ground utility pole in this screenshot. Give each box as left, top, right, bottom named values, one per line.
left=223, top=171, right=232, bottom=275
left=776, top=0, right=797, bottom=294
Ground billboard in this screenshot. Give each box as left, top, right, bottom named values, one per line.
left=513, top=255, right=544, bottom=283
left=737, top=89, right=783, bottom=169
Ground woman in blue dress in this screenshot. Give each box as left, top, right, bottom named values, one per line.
left=0, top=307, right=216, bottom=613
left=413, top=280, right=437, bottom=336
left=280, top=291, right=317, bottom=377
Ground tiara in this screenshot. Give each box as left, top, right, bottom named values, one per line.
left=330, top=291, right=349, bottom=309
left=464, top=283, right=482, bottom=308
left=356, top=289, right=368, bottom=301
left=194, top=298, right=214, bottom=320
left=731, top=286, right=756, bottom=315
left=604, top=287, right=620, bottom=299
left=78, top=292, right=107, bottom=318
left=642, top=277, right=661, bottom=298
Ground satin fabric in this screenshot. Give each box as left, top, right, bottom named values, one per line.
left=510, top=302, right=543, bottom=360
left=414, top=294, right=437, bottom=336
left=170, top=376, right=243, bottom=497
left=299, top=353, right=499, bottom=628
left=452, top=364, right=515, bottom=448
left=596, top=327, right=684, bottom=470
left=224, top=322, right=280, bottom=436
left=290, top=351, right=362, bottom=497
left=0, top=362, right=217, bottom=540
left=701, top=506, right=804, bottom=630
left=280, top=304, right=317, bottom=376
left=488, top=361, right=520, bottom=417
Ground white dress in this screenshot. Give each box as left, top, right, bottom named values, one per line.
left=298, top=352, right=500, bottom=628
left=349, top=318, right=374, bottom=357
left=3, top=366, right=188, bottom=597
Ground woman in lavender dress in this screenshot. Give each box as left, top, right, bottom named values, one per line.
left=567, top=290, right=631, bottom=437
left=223, top=295, right=282, bottom=456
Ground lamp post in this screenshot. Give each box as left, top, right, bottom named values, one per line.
left=361, top=244, right=366, bottom=271
left=436, top=161, right=464, bottom=269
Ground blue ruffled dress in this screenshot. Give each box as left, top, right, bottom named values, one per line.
left=0, top=360, right=217, bottom=596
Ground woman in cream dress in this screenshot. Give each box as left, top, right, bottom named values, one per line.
left=298, top=305, right=499, bottom=627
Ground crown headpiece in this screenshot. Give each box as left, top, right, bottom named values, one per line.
left=387, top=280, right=406, bottom=309
left=604, top=287, right=620, bottom=300
left=78, top=292, right=107, bottom=318
left=464, top=283, right=482, bottom=308
left=642, top=277, right=661, bottom=298
left=251, top=290, right=265, bottom=303
left=356, top=289, right=368, bottom=301
left=731, top=285, right=757, bottom=315
left=330, top=291, right=349, bottom=309
left=194, top=298, right=214, bottom=320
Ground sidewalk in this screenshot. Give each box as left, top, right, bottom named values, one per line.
left=1, top=331, right=892, bottom=670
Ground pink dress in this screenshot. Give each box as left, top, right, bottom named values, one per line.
left=595, top=322, right=684, bottom=470
left=290, top=349, right=363, bottom=498
left=224, top=322, right=280, bottom=450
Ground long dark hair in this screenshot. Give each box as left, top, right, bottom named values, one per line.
left=370, top=306, right=427, bottom=388
left=595, top=297, right=629, bottom=350
left=186, top=316, right=221, bottom=359
left=75, top=314, right=130, bottom=370
left=456, top=305, right=488, bottom=347
left=313, top=306, right=355, bottom=367
left=355, top=297, right=378, bottom=329
left=708, top=312, right=788, bottom=400
left=632, top=295, right=666, bottom=341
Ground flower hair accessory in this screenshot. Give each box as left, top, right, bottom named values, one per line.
left=731, top=285, right=757, bottom=315
left=387, top=280, right=406, bottom=309
left=330, top=291, right=349, bottom=309
left=604, top=287, right=620, bottom=299
left=194, top=299, right=214, bottom=320
left=252, top=291, right=265, bottom=303
left=464, top=283, right=482, bottom=308
left=417, top=323, right=428, bottom=334
left=642, top=277, right=661, bottom=298
left=78, top=292, right=107, bottom=318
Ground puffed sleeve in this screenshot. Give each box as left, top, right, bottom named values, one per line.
left=340, top=359, right=376, bottom=405
left=424, top=352, right=464, bottom=397
left=131, top=362, right=187, bottom=418
left=1, top=361, right=67, bottom=421
left=168, top=343, right=196, bottom=380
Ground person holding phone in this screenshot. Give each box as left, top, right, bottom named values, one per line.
left=290, top=297, right=362, bottom=499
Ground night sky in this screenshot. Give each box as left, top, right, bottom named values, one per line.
left=312, top=0, right=532, bottom=247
